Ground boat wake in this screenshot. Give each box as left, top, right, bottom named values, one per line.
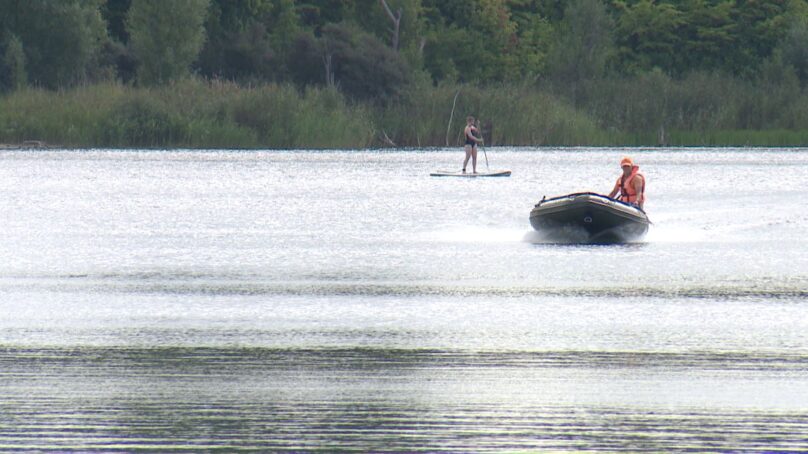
left=644, top=224, right=706, bottom=243
left=424, top=226, right=527, bottom=243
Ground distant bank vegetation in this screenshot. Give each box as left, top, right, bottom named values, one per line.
left=1, top=0, right=808, bottom=148
left=3, top=76, right=807, bottom=148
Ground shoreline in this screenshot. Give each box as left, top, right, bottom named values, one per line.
left=0, top=140, right=54, bottom=149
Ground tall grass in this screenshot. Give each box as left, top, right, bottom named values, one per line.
left=229, top=83, right=374, bottom=148
left=579, top=71, right=808, bottom=145
left=1, top=75, right=807, bottom=148
left=373, top=81, right=611, bottom=146
left=0, top=84, right=126, bottom=146
left=0, top=79, right=374, bottom=148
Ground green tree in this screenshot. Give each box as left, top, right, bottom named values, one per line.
left=421, top=0, right=520, bottom=82
left=270, top=0, right=302, bottom=71
left=289, top=23, right=411, bottom=103
left=509, top=0, right=554, bottom=80
left=421, top=0, right=483, bottom=82
left=288, top=31, right=324, bottom=86
left=101, top=0, right=132, bottom=43
left=526, top=0, right=566, bottom=23
left=778, top=18, right=808, bottom=84
left=297, top=0, right=356, bottom=31
left=196, top=0, right=301, bottom=82
left=773, top=0, right=808, bottom=84
left=471, top=0, right=519, bottom=80
left=98, top=0, right=136, bottom=82
left=271, top=0, right=300, bottom=50
left=127, top=0, right=210, bottom=85
left=421, top=24, right=465, bottom=82
left=0, top=0, right=107, bottom=89
left=614, top=0, right=683, bottom=75
left=730, top=0, right=789, bottom=76
left=675, top=0, right=736, bottom=72
left=546, top=0, right=615, bottom=97
left=0, top=33, right=26, bottom=92
left=349, top=0, right=423, bottom=55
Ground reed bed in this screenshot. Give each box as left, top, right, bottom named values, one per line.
left=1, top=77, right=806, bottom=148
left=0, top=79, right=374, bottom=148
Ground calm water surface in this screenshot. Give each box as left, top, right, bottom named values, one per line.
left=1, top=148, right=807, bottom=451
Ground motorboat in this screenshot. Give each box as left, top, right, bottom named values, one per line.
left=529, top=192, right=650, bottom=243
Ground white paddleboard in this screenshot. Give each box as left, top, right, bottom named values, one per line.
left=430, top=169, right=511, bottom=177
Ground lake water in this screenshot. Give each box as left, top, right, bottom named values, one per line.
left=1, top=147, right=807, bottom=451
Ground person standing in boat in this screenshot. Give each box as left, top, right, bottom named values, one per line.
left=608, top=156, right=646, bottom=209
left=462, top=116, right=483, bottom=173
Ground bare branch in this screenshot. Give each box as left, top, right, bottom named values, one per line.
left=380, top=0, right=397, bottom=21
left=379, top=0, right=401, bottom=51
left=445, top=90, right=460, bottom=147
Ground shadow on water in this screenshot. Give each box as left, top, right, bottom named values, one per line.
left=2, top=346, right=808, bottom=451
left=5, top=346, right=806, bottom=372
left=5, top=269, right=806, bottom=299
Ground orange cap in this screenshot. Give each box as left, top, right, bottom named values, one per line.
left=620, top=157, right=634, bottom=167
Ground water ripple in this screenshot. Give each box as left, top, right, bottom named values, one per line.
left=3, top=274, right=807, bottom=300
left=1, top=346, right=807, bottom=451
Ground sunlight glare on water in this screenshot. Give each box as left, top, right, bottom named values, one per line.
left=1, top=147, right=807, bottom=451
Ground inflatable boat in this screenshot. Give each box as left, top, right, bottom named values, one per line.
left=529, top=192, right=650, bottom=243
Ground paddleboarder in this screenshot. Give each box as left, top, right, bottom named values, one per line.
left=608, top=156, right=646, bottom=209
left=462, top=116, right=483, bottom=173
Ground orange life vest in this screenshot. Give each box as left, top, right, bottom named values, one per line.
left=617, top=166, right=645, bottom=205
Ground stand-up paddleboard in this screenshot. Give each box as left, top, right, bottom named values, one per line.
left=430, top=169, right=511, bottom=177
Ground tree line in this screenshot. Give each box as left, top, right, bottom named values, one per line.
left=2, top=0, right=807, bottom=94
left=1, top=0, right=807, bottom=147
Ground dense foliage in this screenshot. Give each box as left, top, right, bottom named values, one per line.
left=1, top=0, right=807, bottom=147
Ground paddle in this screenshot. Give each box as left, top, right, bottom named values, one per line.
left=476, top=119, right=489, bottom=170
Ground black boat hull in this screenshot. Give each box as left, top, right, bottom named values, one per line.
left=530, top=192, right=650, bottom=243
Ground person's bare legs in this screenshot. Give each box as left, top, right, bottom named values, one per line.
left=471, top=146, right=478, bottom=173
left=463, top=145, right=472, bottom=172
